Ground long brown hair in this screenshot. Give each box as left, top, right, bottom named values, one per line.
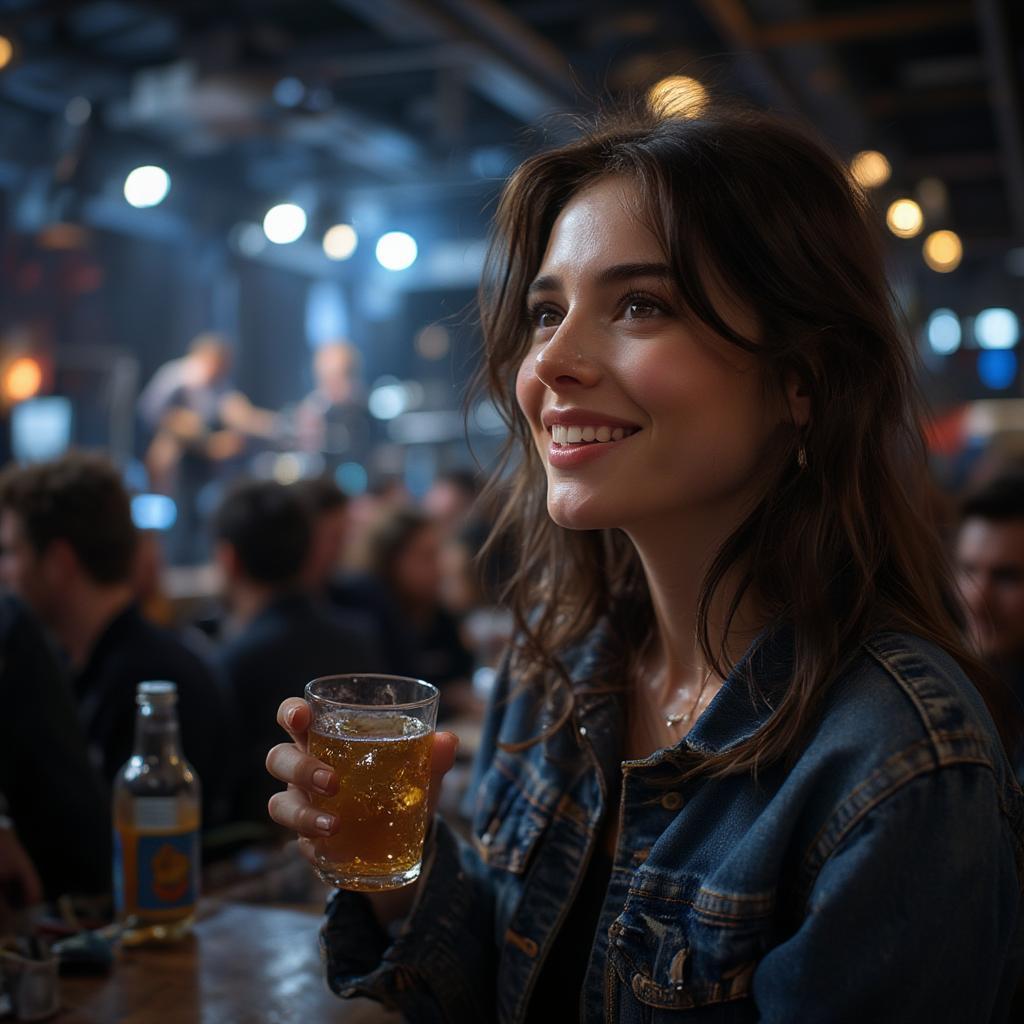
left=472, top=103, right=1021, bottom=773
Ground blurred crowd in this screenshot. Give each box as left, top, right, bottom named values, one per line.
left=0, top=446, right=512, bottom=924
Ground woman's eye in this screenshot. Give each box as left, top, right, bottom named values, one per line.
left=625, top=299, right=661, bottom=319
left=531, top=306, right=562, bottom=329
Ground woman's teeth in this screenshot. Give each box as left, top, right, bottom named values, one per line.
left=550, top=425, right=636, bottom=445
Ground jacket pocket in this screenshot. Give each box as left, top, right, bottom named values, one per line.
left=471, top=748, right=557, bottom=873
left=605, top=874, right=771, bottom=1022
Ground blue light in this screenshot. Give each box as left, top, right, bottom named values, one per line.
left=131, top=494, right=177, bottom=531
left=335, top=462, right=368, bottom=496
left=926, top=309, right=961, bottom=355
left=375, top=231, right=417, bottom=271
left=975, top=308, right=1019, bottom=350
left=977, top=350, right=1018, bottom=390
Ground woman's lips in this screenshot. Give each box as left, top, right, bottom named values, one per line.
left=546, top=428, right=639, bottom=467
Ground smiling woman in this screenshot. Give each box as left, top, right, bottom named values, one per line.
left=266, top=104, right=1024, bottom=1024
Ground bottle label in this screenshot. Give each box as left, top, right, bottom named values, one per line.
left=135, top=830, right=198, bottom=910
left=114, top=801, right=200, bottom=916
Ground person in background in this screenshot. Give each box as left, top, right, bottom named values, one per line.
left=956, top=474, right=1024, bottom=780
left=0, top=593, right=110, bottom=904
left=138, top=332, right=277, bottom=563
left=365, top=506, right=474, bottom=717
left=0, top=452, right=232, bottom=829
left=293, top=476, right=417, bottom=679
left=422, top=470, right=480, bottom=541
left=212, top=479, right=382, bottom=824
left=292, top=340, right=371, bottom=472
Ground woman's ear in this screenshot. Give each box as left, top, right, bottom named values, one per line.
left=784, top=372, right=811, bottom=429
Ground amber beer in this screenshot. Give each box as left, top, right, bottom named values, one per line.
left=305, top=675, right=439, bottom=891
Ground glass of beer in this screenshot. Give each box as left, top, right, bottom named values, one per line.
left=304, top=674, right=439, bottom=891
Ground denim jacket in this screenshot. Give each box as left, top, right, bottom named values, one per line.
left=321, top=624, right=1024, bottom=1022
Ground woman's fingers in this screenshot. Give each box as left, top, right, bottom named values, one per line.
left=268, top=788, right=338, bottom=837
left=276, top=698, right=312, bottom=752
left=426, top=731, right=459, bottom=818
left=266, top=741, right=337, bottom=794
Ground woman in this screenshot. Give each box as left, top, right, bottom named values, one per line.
left=267, top=106, right=1024, bottom=1022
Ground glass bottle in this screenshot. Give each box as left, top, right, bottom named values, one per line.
left=112, top=681, right=200, bottom=945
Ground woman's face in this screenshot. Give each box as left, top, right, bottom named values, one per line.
left=515, top=175, right=786, bottom=534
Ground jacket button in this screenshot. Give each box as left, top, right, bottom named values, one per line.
left=661, top=792, right=683, bottom=810
left=578, top=726, right=587, bottom=736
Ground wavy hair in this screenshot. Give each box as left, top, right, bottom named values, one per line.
left=473, top=104, right=1019, bottom=772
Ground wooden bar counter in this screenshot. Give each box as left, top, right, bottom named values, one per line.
left=55, top=902, right=399, bottom=1023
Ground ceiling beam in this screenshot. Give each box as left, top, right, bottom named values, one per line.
left=756, top=3, right=974, bottom=48
left=975, top=0, right=1024, bottom=238
left=333, top=0, right=575, bottom=123
left=691, top=0, right=799, bottom=111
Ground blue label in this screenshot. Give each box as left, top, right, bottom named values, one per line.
left=136, top=831, right=199, bottom=911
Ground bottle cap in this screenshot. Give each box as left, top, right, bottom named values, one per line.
left=136, top=680, right=177, bottom=704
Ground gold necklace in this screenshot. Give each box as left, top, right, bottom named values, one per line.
left=661, top=668, right=715, bottom=729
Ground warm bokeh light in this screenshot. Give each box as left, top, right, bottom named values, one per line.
left=886, top=198, right=924, bottom=239
left=0, top=37, right=13, bottom=72
left=850, top=150, right=891, bottom=189
left=323, top=223, right=358, bottom=260
left=4, top=357, right=43, bottom=402
left=648, top=76, right=708, bottom=119
left=923, top=229, right=962, bottom=273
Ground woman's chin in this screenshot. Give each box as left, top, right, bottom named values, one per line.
left=545, top=496, right=618, bottom=532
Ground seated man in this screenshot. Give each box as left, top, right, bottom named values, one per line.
left=0, top=453, right=232, bottom=828
left=0, top=594, right=110, bottom=904
left=212, top=479, right=382, bottom=823
left=955, top=473, right=1024, bottom=780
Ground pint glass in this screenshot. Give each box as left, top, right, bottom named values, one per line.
left=305, top=674, right=439, bottom=891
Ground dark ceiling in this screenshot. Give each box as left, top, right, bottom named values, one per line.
left=0, top=0, right=1021, bottom=293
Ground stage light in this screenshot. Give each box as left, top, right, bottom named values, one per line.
left=323, top=224, right=358, bottom=260
left=923, top=230, right=962, bottom=273
left=975, top=308, right=1019, bottom=350
left=375, top=231, right=417, bottom=271
left=4, top=357, right=42, bottom=402
left=886, top=199, right=923, bottom=239
left=263, top=203, right=307, bottom=244
left=850, top=150, right=890, bottom=189
left=0, top=37, right=13, bottom=72
left=130, top=494, right=177, bottom=532
left=124, top=165, right=170, bottom=208
left=977, top=350, right=1018, bottom=390
left=648, top=76, right=708, bottom=119
left=926, top=309, right=961, bottom=355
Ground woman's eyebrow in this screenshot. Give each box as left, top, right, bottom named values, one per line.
left=527, top=262, right=673, bottom=295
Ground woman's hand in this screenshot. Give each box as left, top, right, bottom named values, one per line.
left=266, top=698, right=459, bottom=920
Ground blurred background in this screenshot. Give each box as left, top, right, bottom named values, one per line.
left=0, top=0, right=1023, bottom=972
left=0, top=0, right=1019, bottom=533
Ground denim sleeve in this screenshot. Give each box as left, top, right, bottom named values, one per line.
left=320, top=816, right=498, bottom=1023
left=752, top=764, right=1024, bottom=1023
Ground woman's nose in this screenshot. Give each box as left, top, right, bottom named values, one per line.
left=532, top=319, right=601, bottom=391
